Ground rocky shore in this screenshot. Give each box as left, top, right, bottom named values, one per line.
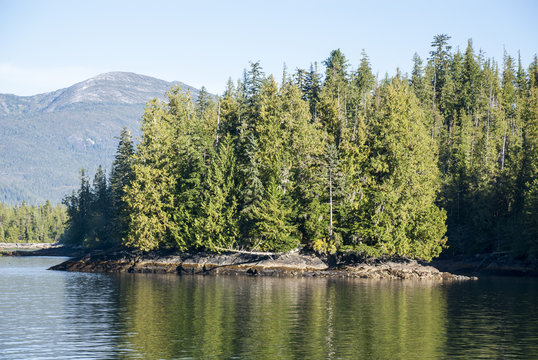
left=430, top=252, right=538, bottom=277
left=6, top=244, right=536, bottom=279
left=0, top=242, right=59, bottom=250
left=0, top=243, right=86, bottom=257
left=49, top=249, right=474, bottom=280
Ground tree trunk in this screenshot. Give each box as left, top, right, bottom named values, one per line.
left=329, top=168, right=333, bottom=241
left=501, top=117, right=507, bottom=170
left=215, top=101, right=221, bottom=147
left=485, top=84, right=493, bottom=169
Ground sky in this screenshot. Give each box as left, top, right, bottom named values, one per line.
left=1, top=0, right=537, bottom=96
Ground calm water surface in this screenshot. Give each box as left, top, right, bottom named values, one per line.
left=1, top=256, right=537, bottom=359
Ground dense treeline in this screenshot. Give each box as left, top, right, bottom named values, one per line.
left=63, top=35, right=538, bottom=260
left=62, top=127, right=134, bottom=249
left=0, top=201, right=66, bottom=243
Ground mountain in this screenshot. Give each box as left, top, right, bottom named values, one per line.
left=0, top=72, right=204, bottom=204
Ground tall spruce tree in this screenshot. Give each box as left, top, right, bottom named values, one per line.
left=359, top=79, right=447, bottom=260
left=429, top=34, right=452, bottom=108
left=83, top=165, right=110, bottom=248
left=194, top=135, right=239, bottom=251
left=109, top=127, right=134, bottom=244
left=124, top=95, right=184, bottom=251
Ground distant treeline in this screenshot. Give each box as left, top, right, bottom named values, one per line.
left=0, top=202, right=66, bottom=243
left=62, top=34, right=538, bottom=260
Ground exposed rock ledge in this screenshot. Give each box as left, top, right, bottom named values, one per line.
left=49, top=250, right=474, bottom=280
left=0, top=242, right=59, bottom=250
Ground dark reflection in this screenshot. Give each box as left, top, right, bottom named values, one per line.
left=443, top=277, right=538, bottom=359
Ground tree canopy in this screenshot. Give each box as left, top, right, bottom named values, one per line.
left=61, top=36, right=538, bottom=261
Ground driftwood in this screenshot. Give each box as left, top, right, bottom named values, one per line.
left=212, top=247, right=293, bottom=257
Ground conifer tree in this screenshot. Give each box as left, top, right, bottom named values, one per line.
left=248, top=176, right=298, bottom=252
left=304, top=62, right=322, bottom=120
left=194, top=135, right=239, bottom=251
left=320, top=50, right=350, bottom=145
left=247, top=61, right=265, bottom=101
left=355, top=50, right=376, bottom=99
left=109, top=127, right=134, bottom=244
left=124, top=94, right=186, bottom=251
left=195, top=86, right=212, bottom=121
left=85, top=165, right=110, bottom=248
left=62, top=169, right=91, bottom=245
left=239, top=133, right=265, bottom=243
left=359, top=79, right=447, bottom=260
left=528, top=55, right=538, bottom=89
left=410, top=53, right=425, bottom=102
left=461, top=39, right=481, bottom=114
left=520, top=86, right=538, bottom=256
left=429, top=34, right=452, bottom=108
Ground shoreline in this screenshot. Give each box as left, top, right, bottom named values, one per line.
left=5, top=244, right=537, bottom=279
left=430, top=253, right=538, bottom=277
left=0, top=243, right=86, bottom=257
left=49, top=249, right=474, bottom=281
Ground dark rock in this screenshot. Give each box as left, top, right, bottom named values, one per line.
left=48, top=249, right=475, bottom=281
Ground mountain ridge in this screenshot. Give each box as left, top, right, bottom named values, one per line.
left=0, top=71, right=200, bottom=115
left=0, top=72, right=205, bottom=204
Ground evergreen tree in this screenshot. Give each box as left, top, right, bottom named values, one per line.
left=109, top=127, right=135, bottom=244
left=519, top=87, right=538, bottom=256
left=305, top=62, right=322, bottom=120
left=355, top=50, right=376, bottom=98
left=461, top=39, right=481, bottom=114
left=194, top=135, right=239, bottom=251
left=247, top=176, right=298, bottom=252
left=195, top=86, right=211, bottom=119
left=429, top=34, right=452, bottom=108
left=323, top=49, right=349, bottom=93
left=359, top=79, right=447, bottom=260
left=85, top=165, right=111, bottom=248
left=410, top=53, right=425, bottom=101
left=62, top=169, right=91, bottom=245
left=528, top=55, right=538, bottom=89
left=239, top=133, right=265, bottom=243
left=124, top=96, right=185, bottom=251
left=247, top=61, right=265, bottom=101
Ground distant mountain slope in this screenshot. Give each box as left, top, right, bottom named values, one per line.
left=0, top=72, right=204, bottom=204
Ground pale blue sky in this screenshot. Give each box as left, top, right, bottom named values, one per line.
left=1, top=0, right=537, bottom=96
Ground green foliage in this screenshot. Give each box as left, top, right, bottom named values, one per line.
left=194, top=135, right=239, bottom=251
left=0, top=201, right=66, bottom=243
left=523, top=179, right=538, bottom=257
left=62, top=130, right=135, bottom=248
left=58, top=38, right=538, bottom=260
left=109, top=127, right=135, bottom=243
left=358, top=80, right=447, bottom=261
left=247, top=177, right=299, bottom=252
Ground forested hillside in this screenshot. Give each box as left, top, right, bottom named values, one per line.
left=0, top=72, right=203, bottom=204
left=63, top=35, right=538, bottom=260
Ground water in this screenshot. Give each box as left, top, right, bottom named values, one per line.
left=1, top=257, right=538, bottom=359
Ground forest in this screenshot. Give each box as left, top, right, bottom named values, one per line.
left=0, top=201, right=66, bottom=243
left=59, top=35, right=538, bottom=261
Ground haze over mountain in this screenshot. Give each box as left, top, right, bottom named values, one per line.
left=0, top=72, right=204, bottom=204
